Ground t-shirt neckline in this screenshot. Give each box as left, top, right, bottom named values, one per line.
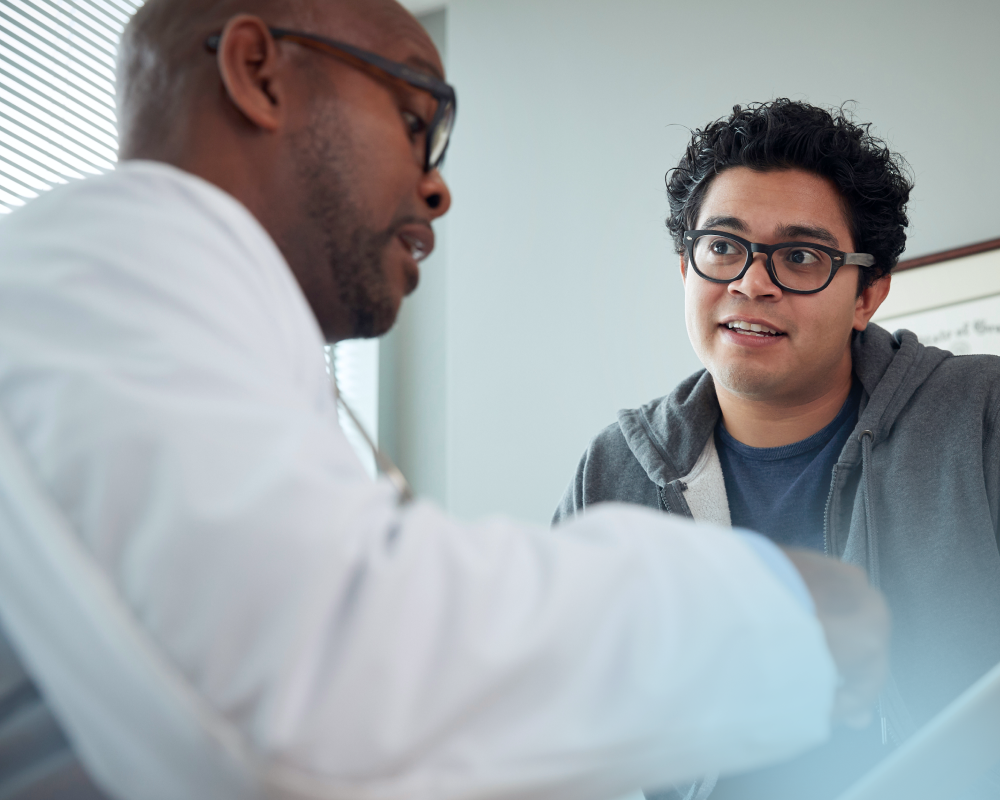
left=716, top=380, right=862, bottom=462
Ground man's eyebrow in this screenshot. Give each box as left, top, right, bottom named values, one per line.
left=700, top=215, right=749, bottom=233
left=776, top=224, right=840, bottom=247
left=405, top=55, right=444, bottom=81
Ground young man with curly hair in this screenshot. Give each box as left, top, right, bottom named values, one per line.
left=555, top=99, right=1000, bottom=800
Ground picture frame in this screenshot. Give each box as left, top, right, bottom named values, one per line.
left=872, top=237, right=1000, bottom=356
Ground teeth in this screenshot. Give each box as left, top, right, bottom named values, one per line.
left=399, top=234, right=428, bottom=261
left=727, top=321, right=780, bottom=335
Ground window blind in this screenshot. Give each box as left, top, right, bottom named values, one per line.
left=0, top=0, right=141, bottom=214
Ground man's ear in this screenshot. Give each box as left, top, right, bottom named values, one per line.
left=679, top=254, right=688, bottom=285
left=854, top=274, right=891, bottom=331
left=215, top=15, right=284, bottom=132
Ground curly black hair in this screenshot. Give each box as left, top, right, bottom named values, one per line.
left=666, top=99, right=913, bottom=287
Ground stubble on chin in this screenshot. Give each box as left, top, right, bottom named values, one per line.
left=293, top=119, right=400, bottom=340
left=710, top=360, right=782, bottom=400
left=333, top=226, right=399, bottom=339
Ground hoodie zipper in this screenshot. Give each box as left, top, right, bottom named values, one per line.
left=825, top=441, right=900, bottom=747
left=821, top=464, right=839, bottom=556
left=658, top=482, right=692, bottom=518
left=659, top=487, right=671, bottom=514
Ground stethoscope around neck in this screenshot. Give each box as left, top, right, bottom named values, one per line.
left=330, top=370, right=414, bottom=506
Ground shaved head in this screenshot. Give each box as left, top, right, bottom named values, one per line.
left=116, top=0, right=430, bottom=159
left=115, top=0, right=451, bottom=342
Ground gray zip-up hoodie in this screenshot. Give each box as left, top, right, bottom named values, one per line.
left=554, top=323, right=1000, bottom=750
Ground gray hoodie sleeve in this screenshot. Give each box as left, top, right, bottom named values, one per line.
left=552, top=449, right=588, bottom=525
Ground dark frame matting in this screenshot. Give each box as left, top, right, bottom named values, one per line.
left=894, top=236, right=1000, bottom=273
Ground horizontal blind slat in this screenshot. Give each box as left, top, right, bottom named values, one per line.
left=0, top=184, right=31, bottom=209
left=0, top=163, right=44, bottom=198
left=0, top=141, right=71, bottom=185
left=1, top=7, right=116, bottom=82
left=94, top=0, right=142, bottom=20
left=64, top=0, right=132, bottom=35
left=0, top=60, right=118, bottom=137
left=0, top=85, right=118, bottom=162
left=14, top=0, right=119, bottom=60
left=0, top=124, right=90, bottom=179
left=0, top=106, right=109, bottom=174
left=0, top=0, right=141, bottom=212
left=0, top=41, right=116, bottom=131
left=0, top=17, right=116, bottom=96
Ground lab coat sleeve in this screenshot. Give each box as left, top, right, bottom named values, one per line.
left=0, top=167, right=836, bottom=800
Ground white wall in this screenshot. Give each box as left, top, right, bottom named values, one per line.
left=379, top=10, right=450, bottom=506
left=388, top=0, right=1000, bottom=524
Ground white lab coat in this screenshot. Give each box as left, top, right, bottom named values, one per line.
left=0, top=162, right=835, bottom=800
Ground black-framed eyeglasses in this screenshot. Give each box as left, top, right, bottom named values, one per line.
left=683, top=230, right=876, bottom=294
left=205, top=27, right=457, bottom=172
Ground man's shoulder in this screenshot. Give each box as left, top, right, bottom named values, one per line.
left=556, top=371, right=717, bottom=514
left=0, top=162, right=261, bottom=250
left=860, top=327, right=1000, bottom=427
left=3, top=162, right=180, bottom=220
left=866, top=340, right=1000, bottom=455
left=917, top=348, right=1000, bottom=404
left=583, top=418, right=633, bottom=458
left=929, top=352, right=1000, bottom=426
left=553, top=416, right=663, bottom=523
left=934, top=350, right=1000, bottom=375
left=0, top=162, right=290, bottom=304
left=0, top=161, right=322, bottom=381
left=581, top=407, right=668, bottom=472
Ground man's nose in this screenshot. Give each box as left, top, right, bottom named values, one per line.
left=419, top=168, right=451, bottom=219
left=728, top=253, right=782, bottom=300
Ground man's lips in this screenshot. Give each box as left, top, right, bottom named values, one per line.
left=396, top=223, right=435, bottom=262
left=719, top=315, right=788, bottom=338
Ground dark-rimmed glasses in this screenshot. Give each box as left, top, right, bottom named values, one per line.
left=205, top=27, right=457, bottom=172
left=684, top=230, right=876, bottom=294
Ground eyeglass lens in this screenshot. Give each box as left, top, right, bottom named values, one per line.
left=429, top=101, right=455, bottom=169
left=691, top=234, right=834, bottom=292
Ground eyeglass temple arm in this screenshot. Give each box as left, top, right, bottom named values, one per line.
left=843, top=254, right=876, bottom=267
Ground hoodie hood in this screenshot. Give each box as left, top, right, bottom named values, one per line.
left=616, top=370, right=720, bottom=490
left=847, top=324, right=951, bottom=456
left=617, top=323, right=951, bottom=489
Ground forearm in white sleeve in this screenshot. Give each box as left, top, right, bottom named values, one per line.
left=0, top=166, right=836, bottom=800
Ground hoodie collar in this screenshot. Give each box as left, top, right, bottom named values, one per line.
left=616, top=370, right=720, bottom=488
left=616, top=323, right=950, bottom=486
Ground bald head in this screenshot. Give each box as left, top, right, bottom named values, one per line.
left=116, top=0, right=434, bottom=160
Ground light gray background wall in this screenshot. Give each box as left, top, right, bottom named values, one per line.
left=380, top=9, right=449, bottom=506
left=385, top=0, right=1000, bottom=524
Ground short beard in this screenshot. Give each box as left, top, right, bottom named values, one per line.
left=328, top=221, right=400, bottom=339
left=292, top=112, right=405, bottom=340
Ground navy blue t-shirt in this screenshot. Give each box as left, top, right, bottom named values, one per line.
left=715, top=381, right=862, bottom=551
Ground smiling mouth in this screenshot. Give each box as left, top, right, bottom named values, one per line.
left=724, top=320, right=786, bottom=338
left=396, top=227, right=434, bottom=262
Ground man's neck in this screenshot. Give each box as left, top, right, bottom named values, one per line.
left=716, top=366, right=855, bottom=449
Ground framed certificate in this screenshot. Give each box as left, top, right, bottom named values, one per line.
left=872, top=237, right=1000, bottom=356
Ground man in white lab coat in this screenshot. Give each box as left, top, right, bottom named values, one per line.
left=0, top=1, right=889, bottom=798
